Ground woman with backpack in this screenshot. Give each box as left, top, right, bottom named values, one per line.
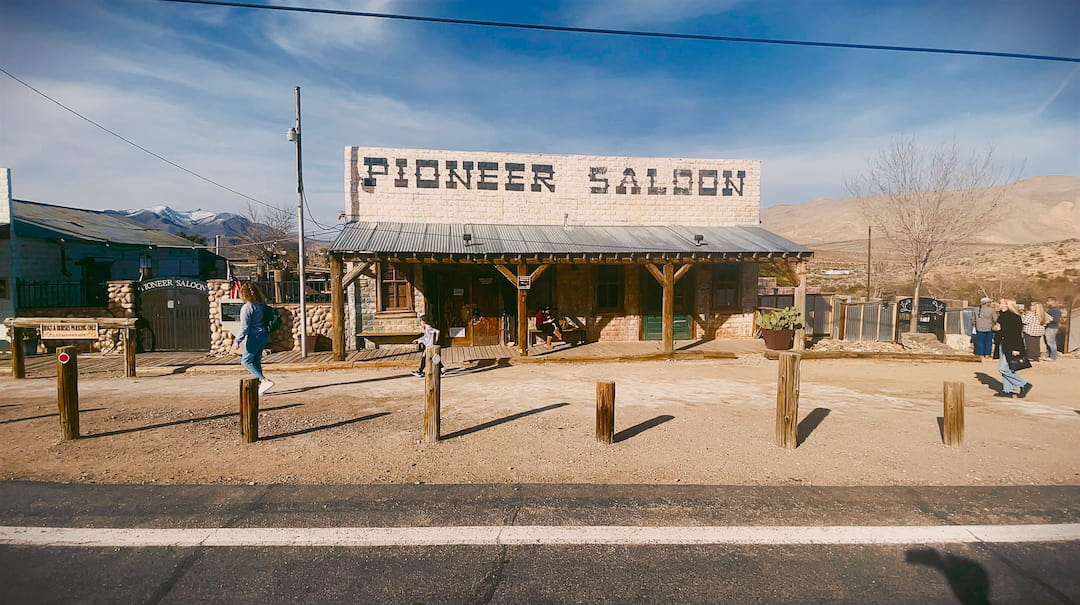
left=236, top=282, right=276, bottom=395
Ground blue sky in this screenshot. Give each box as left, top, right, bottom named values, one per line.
left=1, top=0, right=1077, bottom=241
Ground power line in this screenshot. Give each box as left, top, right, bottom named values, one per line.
left=159, top=0, right=1080, bottom=64
left=0, top=65, right=293, bottom=218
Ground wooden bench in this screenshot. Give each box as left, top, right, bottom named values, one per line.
left=356, top=331, right=422, bottom=349
left=529, top=327, right=587, bottom=347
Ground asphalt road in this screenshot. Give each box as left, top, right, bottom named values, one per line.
left=2, top=482, right=1078, bottom=604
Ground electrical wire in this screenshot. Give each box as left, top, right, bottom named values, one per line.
left=158, top=0, right=1080, bottom=64
left=0, top=65, right=293, bottom=219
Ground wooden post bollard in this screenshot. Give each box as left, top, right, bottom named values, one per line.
left=56, top=346, right=79, bottom=440
left=240, top=378, right=259, bottom=443
left=122, top=328, right=137, bottom=378
left=423, top=345, right=442, bottom=443
left=943, top=381, right=964, bottom=446
left=775, top=352, right=801, bottom=449
left=596, top=381, right=615, bottom=444
left=10, top=327, right=26, bottom=379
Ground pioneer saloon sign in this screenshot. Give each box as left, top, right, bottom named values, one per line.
left=346, top=147, right=761, bottom=227
left=137, top=277, right=209, bottom=294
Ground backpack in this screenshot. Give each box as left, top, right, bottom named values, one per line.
left=263, top=305, right=282, bottom=332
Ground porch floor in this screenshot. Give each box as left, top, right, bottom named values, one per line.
left=2, top=338, right=766, bottom=378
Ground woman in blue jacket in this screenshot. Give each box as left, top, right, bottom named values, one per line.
left=236, top=282, right=275, bottom=395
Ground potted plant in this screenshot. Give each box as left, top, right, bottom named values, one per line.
left=755, top=306, right=803, bottom=350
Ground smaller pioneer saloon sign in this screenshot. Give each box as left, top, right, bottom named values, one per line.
left=40, top=323, right=98, bottom=339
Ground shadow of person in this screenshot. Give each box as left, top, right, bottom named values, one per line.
left=974, top=372, right=1003, bottom=393
left=906, top=547, right=991, bottom=605
left=796, top=408, right=831, bottom=446
left=614, top=415, right=674, bottom=443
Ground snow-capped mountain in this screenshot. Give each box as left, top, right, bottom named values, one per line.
left=106, top=205, right=255, bottom=240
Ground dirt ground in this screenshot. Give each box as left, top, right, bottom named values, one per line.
left=1, top=354, right=1078, bottom=486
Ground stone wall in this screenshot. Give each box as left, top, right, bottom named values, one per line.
left=207, top=279, right=335, bottom=355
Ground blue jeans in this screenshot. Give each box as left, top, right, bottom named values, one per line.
left=241, top=331, right=269, bottom=380
left=998, top=351, right=1028, bottom=394
left=974, top=331, right=994, bottom=356
left=1044, top=327, right=1059, bottom=360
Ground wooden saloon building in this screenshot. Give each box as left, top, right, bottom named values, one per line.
left=327, top=147, right=812, bottom=358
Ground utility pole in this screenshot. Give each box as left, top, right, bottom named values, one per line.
left=288, top=86, right=309, bottom=357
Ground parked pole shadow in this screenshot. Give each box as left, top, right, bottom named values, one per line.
left=273, top=374, right=413, bottom=396
left=261, top=412, right=390, bottom=440
left=796, top=408, right=831, bottom=446
left=614, top=415, right=674, bottom=442
left=1, top=408, right=106, bottom=425
left=974, top=372, right=1003, bottom=394
left=83, top=403, right=302, bottom=438
left=441, top=403, right=569, bottom=440
left=905, top=547, right=991, bottom=605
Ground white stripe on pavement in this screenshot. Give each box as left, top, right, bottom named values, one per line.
left=2, top=524, right=1079, bottom=547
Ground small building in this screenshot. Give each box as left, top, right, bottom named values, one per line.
left=327, top=148, right=812, bottom=356
left=1, top=168, right=225, bottom=349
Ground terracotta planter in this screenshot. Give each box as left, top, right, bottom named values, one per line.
left=761, top=328, right=795, bottom=350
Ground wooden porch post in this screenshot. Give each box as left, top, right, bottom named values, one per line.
left=329, top=253, right=345, bottom=361
left=793, top=258, right=807, bottom=351
left=662, top=262, right=675, bottom=354
left=517, top=262, right=528, bottom=356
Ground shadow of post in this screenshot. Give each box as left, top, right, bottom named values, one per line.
left=261, top=412, right=390, bottom=440
left=936, top=417, right=945, bottom=442
left=796, top=408, right=831, bottom=447
left=441, top=403, right=569, bottom=441
left=614, top=415, right=675, bottom=443
left=83, top=403, right=302, bottom=438
left=905, top=547, right=991, bottom=605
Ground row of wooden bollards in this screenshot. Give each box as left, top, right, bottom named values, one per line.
left=46, top=346, right=964, bottom=448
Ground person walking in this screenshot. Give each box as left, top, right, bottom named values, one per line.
left=972, top=297, right=998, bottom=358
left=1021, top=301, right=1049, bottom=362
left=1044, top=296, right=1062, bottom=361
left=236, top=282, right=275, bottom=395
left=411, top=315, right=440, bottom=377
left=992, top=298, right=1032, bottom=398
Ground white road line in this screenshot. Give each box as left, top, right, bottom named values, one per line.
left=2, top=524, right=1079, bottom=547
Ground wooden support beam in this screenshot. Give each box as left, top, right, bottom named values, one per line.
left=240, top=378, right=259, bottom=443
left=122, top=328, right=136, bottom=378
left=56, top=346, right=79, bottom=441
left=662, top=262, right=675, bottom=354
left=10, top=327, right=26, bottom=379
left=424, top=345, right=442, bottom=443
left=673, top=263, right=693, bottom=283
left=644, top=263, right=664, bottom=285
left=794, top=259, right=808, bottom=351
left=596, top=381, right=615, bottom=444
left=494, top=264, right=518, bottom=286
left=528, top=263, right=550, bottom=281
left=943, top=381, right=964, bottom=446
left=341, top=261, right=371, bottom=289
left=517, top=262, right=529, bottom=357
left=775, top=352, right=800, bottom=449
left=330, top=253, right=346, bottom=362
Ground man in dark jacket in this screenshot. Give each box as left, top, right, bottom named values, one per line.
left=992, top=298, right=1032, bottom=398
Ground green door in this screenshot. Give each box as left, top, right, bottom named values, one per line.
left=640, top=269, right=693, bottom=340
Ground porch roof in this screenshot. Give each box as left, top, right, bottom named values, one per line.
left=330, top=222, right=812, bottom=259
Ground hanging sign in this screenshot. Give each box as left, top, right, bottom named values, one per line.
left=517, top=275, right=532, bottom=290
left=40, top=323, right=98, bottom=339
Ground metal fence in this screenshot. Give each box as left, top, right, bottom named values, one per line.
left=16, top=280, right=107, bottom=308
left=834, top=301, right=897, bottom=342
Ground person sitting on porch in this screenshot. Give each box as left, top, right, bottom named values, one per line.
left=535, top=305, right=563, bottom=348
left=411, top=316, right=440, bottom=377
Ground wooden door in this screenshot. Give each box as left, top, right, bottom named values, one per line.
left=471, top=275, right=502, bottom=346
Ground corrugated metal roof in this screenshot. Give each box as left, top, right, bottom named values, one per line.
left=12, top=200, right=206, bottom=248
left=331, top=221, right=812, bottom=256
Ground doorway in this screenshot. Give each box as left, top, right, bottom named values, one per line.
left=640, top=268, right=694, bottom=340
left=138, top=284, right=210, bottom=351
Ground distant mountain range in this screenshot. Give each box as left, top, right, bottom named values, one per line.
left=105, top=205, right=254, bottom=241
left=761, top=175, right=1080, bottom=247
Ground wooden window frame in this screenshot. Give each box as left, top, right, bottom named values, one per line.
left=377, top=262, right=414, bottom=314
left=712, top=263, right=740, bottom=309
left=595, top=265, right=624, bottom=313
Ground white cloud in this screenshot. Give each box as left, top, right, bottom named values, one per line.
left=563, top=0, right=744, bottom=28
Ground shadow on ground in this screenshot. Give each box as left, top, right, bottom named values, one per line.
left=262, top=412, right=391, bottom=440
left=905, top=547, right=991, bottom=605
left=797, top=408, right=831, bottom=447
left=614, top=415, right=675, bottom=442
left=83, top=403, right=302, bottom=438
left=441, top=403, right=569, bottom=440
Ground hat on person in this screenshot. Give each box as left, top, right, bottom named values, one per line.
left=979, top=297, right=992, bottom=304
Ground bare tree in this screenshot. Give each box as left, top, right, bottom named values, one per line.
left=236, top=203, right=297, bottom=275
left=848, top=136, right=1009, bottom=333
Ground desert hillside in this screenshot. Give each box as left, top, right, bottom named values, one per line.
left=762, top=175, right=1080, bottom=246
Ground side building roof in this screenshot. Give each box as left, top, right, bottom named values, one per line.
left=11, top=199, right=209, bottom=248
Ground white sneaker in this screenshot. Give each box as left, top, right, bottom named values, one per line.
left=258, top=379, right=275, bottom=395
left=410, top=370, right=423, bottom=377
